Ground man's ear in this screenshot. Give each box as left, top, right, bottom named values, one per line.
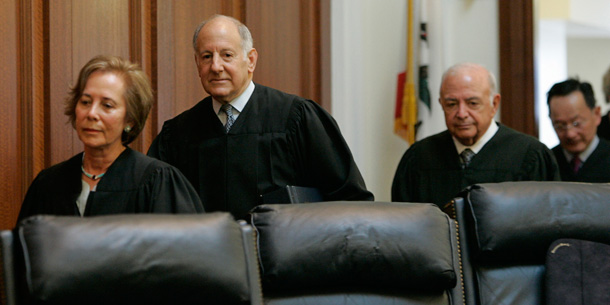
left=247, top=48, right=258, bottom=73
left=491, top=93, right=501, bottom=114
left=594, top=106, right=602, bottom=126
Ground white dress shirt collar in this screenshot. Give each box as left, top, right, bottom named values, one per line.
left=562, top=135, right=599, bottom=163
left=213, top=81, right=255, bottom=122
left=453, top=121, right=499, bottom=155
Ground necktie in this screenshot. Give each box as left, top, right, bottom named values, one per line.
left=221, top=104, right=235, bottom=133
left=571, top=156, right=582, bottom=174
left=460, top=148, right=475, bottom=169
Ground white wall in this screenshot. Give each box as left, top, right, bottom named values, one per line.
left=567, top=38, right=610, bottom=111
left=331, top=0, right=499, bottom=201
left=536, top=20, right=567, bottom=148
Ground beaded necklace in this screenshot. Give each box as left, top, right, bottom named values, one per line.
left=81, top=154, right=106, bottom=180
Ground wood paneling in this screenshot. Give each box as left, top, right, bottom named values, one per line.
left=0, top=0, right=22, bottom=229
left=0, top=0, right=326, bottom=230
left=246, top=0, right=306, bottom=98
left=129, top=0, right=154, bottom=152
left=246, top=0, right=328, bottom=106
left=498, top=0, right=536, bottom=136
left=48, top=0, right=77, bottom=166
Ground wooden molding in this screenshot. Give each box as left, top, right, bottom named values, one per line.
left=498, top=0, right=536, bottom=136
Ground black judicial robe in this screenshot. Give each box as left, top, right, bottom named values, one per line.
left=552, top=139, right=610, bottom=182
left=391, top=124, right=560, bottom=208
left=18, top=147, right=204, bottom=222
left=148, top=84, right=373, bottom=219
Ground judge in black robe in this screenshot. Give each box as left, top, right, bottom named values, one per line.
left=552, top=138, right=610, bottom=182
left=391, top=124, right=560, bottom=208
left=547, top=78, right=610, bottom=183
left=18, top=55, right=204, bottom=224
left=148, top=83, right=373, bottom=219
left=18, top=148, right=204, bottom=221
left=148, top=15, right=372, bottom=220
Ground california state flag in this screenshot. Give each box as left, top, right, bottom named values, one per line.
left=394, top=0, right=430, bottom=144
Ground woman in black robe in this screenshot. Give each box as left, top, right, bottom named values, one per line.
left=18, top=55, right=204, bottom=222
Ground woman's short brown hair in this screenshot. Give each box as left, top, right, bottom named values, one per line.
left=64, top=55, right=153, bottom=145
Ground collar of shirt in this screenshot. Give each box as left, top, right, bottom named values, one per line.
left=562, top=135, right=599, bottom=163
left=213, top=81, right=256, bottom=124
left=453, top=121, right=499, bottom=155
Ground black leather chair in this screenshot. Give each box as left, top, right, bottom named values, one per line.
left=250, top=201, right=464, bottom=305
left=453, top=182, right=610, bottom=305
left=1, top=213, right=262, bottom=305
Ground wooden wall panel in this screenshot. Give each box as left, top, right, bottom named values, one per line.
left=72, top=1, right=130, bottom=69
left=157, top=2, right=217, bottom=126
left=246, top=0, right=304, bottom=99
left=129, top=0, right=154, bottom=152
left=0, top=0, right=22, bottom=228
left=246, top=0, right=327, bottom=106
left=299, top=0, right=322, bottom=106
left=0, top=0, right=325, bottom=230
left=21, top=0, right=46, bottom=185
left=498, top=0, right=536, bottom=136
left=48, top=1, right=77, bottom=167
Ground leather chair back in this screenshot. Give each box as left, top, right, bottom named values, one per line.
left=2, top=213, right=262, bottom=305
left=454, top=182, right=610, bottom=305
left=250, top=201, right=464, bottom=305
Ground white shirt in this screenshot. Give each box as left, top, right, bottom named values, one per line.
left=76, top=180, right=97, bottom=217
left=213, top=81, right=255, bottom=125
left=453, top=121, right=500, bottom=155
left=562, top=135, right=599, bottom=163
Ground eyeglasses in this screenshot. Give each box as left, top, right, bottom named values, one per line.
left=552, top=119, right=586, bottom=132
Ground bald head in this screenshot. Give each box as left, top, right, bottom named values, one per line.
left=440, top=63, right=497, bottom=103
left=438, top=63, right=500, bottom=146
left=193, top=14, right=253, bottom=58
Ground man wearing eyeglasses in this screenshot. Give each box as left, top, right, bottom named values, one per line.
left=548, top=78, right=610, bottom=182
left=392, top=63, right=560, bottom=209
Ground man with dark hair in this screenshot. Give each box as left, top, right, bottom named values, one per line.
left=392, top=63, right=559, bottom=209
left=548, top=78, right=610, bottom=182
left=148, top=15, right=373, bottom=219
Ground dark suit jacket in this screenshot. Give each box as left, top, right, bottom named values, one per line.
left=552, top=138, right=610, bottom=182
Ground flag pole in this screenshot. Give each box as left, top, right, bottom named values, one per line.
left=402, top=0, right=417, bottom=144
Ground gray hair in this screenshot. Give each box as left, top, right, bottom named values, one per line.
left=192, top=14, right=253, bottom=58
left=440, top=62, right=498, bottom=104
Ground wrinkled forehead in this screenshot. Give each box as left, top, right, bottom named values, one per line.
left=549, top=91, right=590, bottom=116
left=441, top=71, right=490, bottom=98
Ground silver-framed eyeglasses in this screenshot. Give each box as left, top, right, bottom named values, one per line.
left=552, top=119, right=586, bottom=132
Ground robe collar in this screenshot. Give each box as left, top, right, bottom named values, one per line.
left=453, top=121, right=499, bottom=155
